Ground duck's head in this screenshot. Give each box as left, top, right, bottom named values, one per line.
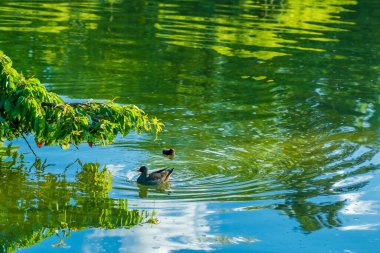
left=137, top=166, right=148, bottom=173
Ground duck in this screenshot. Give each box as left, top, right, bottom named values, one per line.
left=162, top=148, right=175, bottom=156
left=137, top=166, right=174, bottom=186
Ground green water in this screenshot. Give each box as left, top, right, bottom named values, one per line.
left=1, top=0, right=380, bottom=252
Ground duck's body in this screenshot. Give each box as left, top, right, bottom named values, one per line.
left=162, top=148, right=175, bottom=156
left=137, top=166, right=174, bottom=186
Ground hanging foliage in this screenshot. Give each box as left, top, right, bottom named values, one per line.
left=0, top=51, right=163, bottom=149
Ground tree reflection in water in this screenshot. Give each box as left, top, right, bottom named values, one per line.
left=0, top=144, right=152, bottom=253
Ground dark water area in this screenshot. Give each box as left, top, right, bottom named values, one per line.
left=0, top=0, right=379, bottom=252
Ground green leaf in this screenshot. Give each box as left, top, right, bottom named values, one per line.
left=0, top=95, right=5, bottom=108
left=4, top=99, right=11, bottom=112
left=34, top=116, right=39, bottom=133
left=8, top=77, right=16, bottom=92
left=38, top=117, right=46, bottom=134
left=61, top=143, right=70, bottom=150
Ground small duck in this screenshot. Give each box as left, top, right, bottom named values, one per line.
left=137, top=166, right=174, bottom=186
left=162, top=148, right=175, bottom=156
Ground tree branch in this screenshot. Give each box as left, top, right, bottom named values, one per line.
left=41, top=102, right=104, bottom=122
left=41, top=101, right=104, bottom=108
left=20, top=133, right=38, bottom=158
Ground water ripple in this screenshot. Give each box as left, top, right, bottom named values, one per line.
left=155, top=0, right=357, bottom=60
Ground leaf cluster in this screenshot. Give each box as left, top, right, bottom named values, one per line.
left=0, top=51, right=163, bottom=148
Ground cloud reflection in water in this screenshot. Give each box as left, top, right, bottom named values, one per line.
left=84, top=201, right=257, bottom=252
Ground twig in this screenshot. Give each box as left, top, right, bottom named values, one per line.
left=41, top=102, right=64, bottom=109
left=63, top=158, right=80, bottom=173
left=21, top=133, right=38, bottom=158
left=41, top=101, right=105, bottom=108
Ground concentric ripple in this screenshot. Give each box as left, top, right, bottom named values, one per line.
left=112, top=137, right=379, bottom=205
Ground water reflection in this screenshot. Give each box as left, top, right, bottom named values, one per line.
left=339, top=223, right=380, bottom=231
left=156, top=0, right=357, bottom=60
left=137, top=183, right=172, bottom=198
left=0, top=145, right=151, bottom=252
left=340, top=192, right=378, bottom=215
left=0, top=0, right=380, bottom=251
left=0, top=2, right=100, bottom=33
left=113, top=139, right=379, bottom=234
left=84, top=201, right=258, bottom=253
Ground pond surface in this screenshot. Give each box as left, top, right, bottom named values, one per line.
left=1, top=0, right=380, bottom=252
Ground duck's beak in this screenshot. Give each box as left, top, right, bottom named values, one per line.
left=136, top=168, right=141, bottom=172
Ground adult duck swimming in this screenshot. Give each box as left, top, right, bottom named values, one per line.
left=136, top=166, right=174, bottom=186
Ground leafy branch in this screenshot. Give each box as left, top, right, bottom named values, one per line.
left=0, top=51, right=164, bottom=151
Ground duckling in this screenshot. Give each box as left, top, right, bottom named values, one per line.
left=162, top=148, right=175, bottom=156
